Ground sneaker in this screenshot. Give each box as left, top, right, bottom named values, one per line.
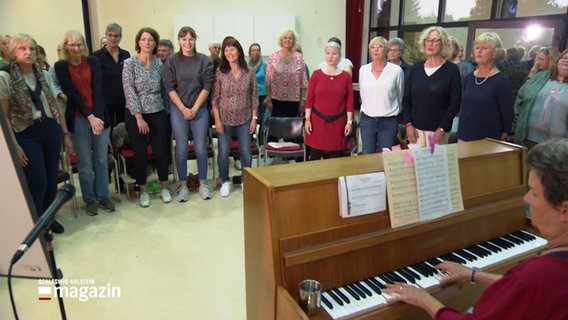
left=220, top=181, right=231, bottom=197
left=234, top=160, right=242, bottom=170
left=199, top=185, right=212, bottom=200
left=50, top=220, right=65, bottom=234
left=85, top=201, right=98, bottom=216
left=177, top=187, right=190, bottom=202
left=139, top=192, right=150, bottom=208
left=161, top=188, right=172, bottom=203
left=99, top=199, right=115, bottom=212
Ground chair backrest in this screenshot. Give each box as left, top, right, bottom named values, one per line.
left=265, top=117, right=304, bottom=143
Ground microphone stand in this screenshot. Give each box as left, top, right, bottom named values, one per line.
left=43, top=228, right=67, bottom=320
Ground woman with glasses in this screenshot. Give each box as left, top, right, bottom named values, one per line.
left=358, top=36, right=404, bottom=153
left=527, top=47, right=560, bottom=79
left=457, top=32, right=514, bottom=142
left=162, top=26, right=214, bottom=202
left=514, top=49, right=568, bottom=149
left=403, top=26, right=462, bottom=147
left=55, top=30, right=115, bottom=216
left=383, top=138, right=568, bottom=320
left=0, top=33, right=72, bottom=233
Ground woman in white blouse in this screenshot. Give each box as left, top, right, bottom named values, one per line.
left=358, top=36, right=404, bottom=153
left=123, top=27, right=171, bottom=208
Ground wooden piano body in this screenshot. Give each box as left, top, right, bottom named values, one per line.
left=243, top=139, right=536, bottom=320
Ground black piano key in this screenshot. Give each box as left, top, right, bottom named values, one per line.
left=489, top=237, right=513, bottom=249
left=354, top=282, right=373, bottom=297
left=321, top=295, right=333, bottom=309
left=440, top=252, right=466, bottom=264
left=403, top=266, right=422, bottom=280
left=419, top=261, right=438, bottom=275
left=378, top=273, right=395, bottom=284
left=455, top=249, right=477, bottom=261
left=364, top=279, right=383, bottom=294
left=333, top=288, right=351, bottom=304
left=349, top=283, right=367, bottom=298
left=327, top=289, right=344, bottom=306
left=368, top=277, right=386, bottom=290
left=343, top=285, right=361, bottom=301
left=388, top=271, right=407, bottom=283
left=467, top=244, right=491, bottom=257
left=479, top=241, right=501, bottom=253
left=396, top=268, right=417, bottom=283
left=428, top=257, right=443, bottom=266
left=514, top=230, right=536, bottom=241
left=412, top=263, right=433, bottom=277
left=502, top=234, right=523, bottom=245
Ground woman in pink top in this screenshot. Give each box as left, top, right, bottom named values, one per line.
left=264, top=29, right=308, bottom=118
left=212, top=36, right=258, bottom=197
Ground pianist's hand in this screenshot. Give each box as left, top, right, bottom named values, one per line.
left=383, top=282, right=444, bottom=318
left=435, top=261, right=471, bottom=286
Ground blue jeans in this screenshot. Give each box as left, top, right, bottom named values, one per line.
left=170, top=105, right=209, bottom=181
left=360, top=112, right=398, bottom=154
left=217, top=121, right=252, bottom=182
left=72, top=116, right=111, bottom=203
left=16, top=119, right=62, bottom=215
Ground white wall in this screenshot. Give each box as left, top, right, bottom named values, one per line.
left=0, top=0, right=346, bottom=73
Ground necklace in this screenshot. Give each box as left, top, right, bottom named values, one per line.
left=538, top=243, right=568, bottom=256
left=475, top=66, right=494, bottom=85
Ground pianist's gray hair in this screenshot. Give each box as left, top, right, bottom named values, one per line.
left=526, top=139, right=568, bottom=209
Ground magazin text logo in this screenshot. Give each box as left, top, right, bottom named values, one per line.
left=37, top=278, right=121, bottom=302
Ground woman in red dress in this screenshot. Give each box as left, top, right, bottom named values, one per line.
left=304, top=41, right=354, bottom=160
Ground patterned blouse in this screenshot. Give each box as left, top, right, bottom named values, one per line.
left=265, top=50, right=307, bottom=102
left=122, top=57, right=165, bottom=114
left=212, top=67, right=258, bottom=127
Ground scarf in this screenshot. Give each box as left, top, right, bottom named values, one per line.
left=248, top=58, right=262, bottom=74
left=7, top=62, right=59, bottom=132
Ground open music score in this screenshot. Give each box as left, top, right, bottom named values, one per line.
left=383, top=144, right=464, bottom=228
left=338, top=172, right=386, bottom=218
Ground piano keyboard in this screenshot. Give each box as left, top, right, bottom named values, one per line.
left=321, top=230, right=547, bottom=319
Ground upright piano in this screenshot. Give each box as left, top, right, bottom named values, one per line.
left=243, top=139, right=544, bottom=320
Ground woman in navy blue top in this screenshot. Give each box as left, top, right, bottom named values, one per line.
left=457, top=32, right=514, bottom=142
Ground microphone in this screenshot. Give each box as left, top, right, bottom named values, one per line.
left=11, top=184, right=75, bottom=264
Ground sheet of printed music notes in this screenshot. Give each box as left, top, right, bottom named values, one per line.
left=382, top=144, right=464, bottom=228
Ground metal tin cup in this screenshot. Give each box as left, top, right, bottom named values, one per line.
left=299, top=279, right=322, bottom=316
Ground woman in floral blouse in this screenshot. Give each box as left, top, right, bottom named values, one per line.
left=212, top=36, right=258, bottom=197
left=122, top=27, right=171, bottom=208
left=264, top=29, right=307, bottom=118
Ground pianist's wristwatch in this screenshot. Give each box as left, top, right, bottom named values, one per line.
left=470, top=267, right=481, bottom=284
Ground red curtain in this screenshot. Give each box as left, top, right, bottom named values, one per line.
left=345, top=0, right=364, bottom=83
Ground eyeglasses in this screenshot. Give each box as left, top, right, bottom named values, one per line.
left=107, top=34, right=121, bottom=39
left=66, top=43, right=84, bottom=48
left=388, top=48, right=401, bottom=53
left=370, top=45, right=385, bottom=50
left=424, top=38, right=441, bottom=45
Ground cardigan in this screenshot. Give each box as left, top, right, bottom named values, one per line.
left=54, top=56, right=109, bottom=132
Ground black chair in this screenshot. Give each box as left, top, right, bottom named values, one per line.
left=263, top=117, right=306, bottom=165
left=343, top=119, right=359, bottom=156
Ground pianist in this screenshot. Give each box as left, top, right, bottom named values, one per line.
left=384, top=138, right=568, bottom=320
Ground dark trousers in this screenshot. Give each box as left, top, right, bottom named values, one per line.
left=107, top=104, right=126, bottom=129
left=125, top=110, right=169, bottom=185
left=16, top=119, right=62, bottom=215
left=309, top=148, right=342, bottom=161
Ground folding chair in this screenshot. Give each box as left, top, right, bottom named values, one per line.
left=343, top=119, right=359, bottom=156
left=263, top=117, right=306, bottom=165
left=58, top=152, right=79, bottom=217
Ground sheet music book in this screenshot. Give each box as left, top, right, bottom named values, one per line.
left=338, top=172, right=387, bottom=218
left=382, top=144, right=463, bottom=228
left=267, top=141, right=300, bottom=149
